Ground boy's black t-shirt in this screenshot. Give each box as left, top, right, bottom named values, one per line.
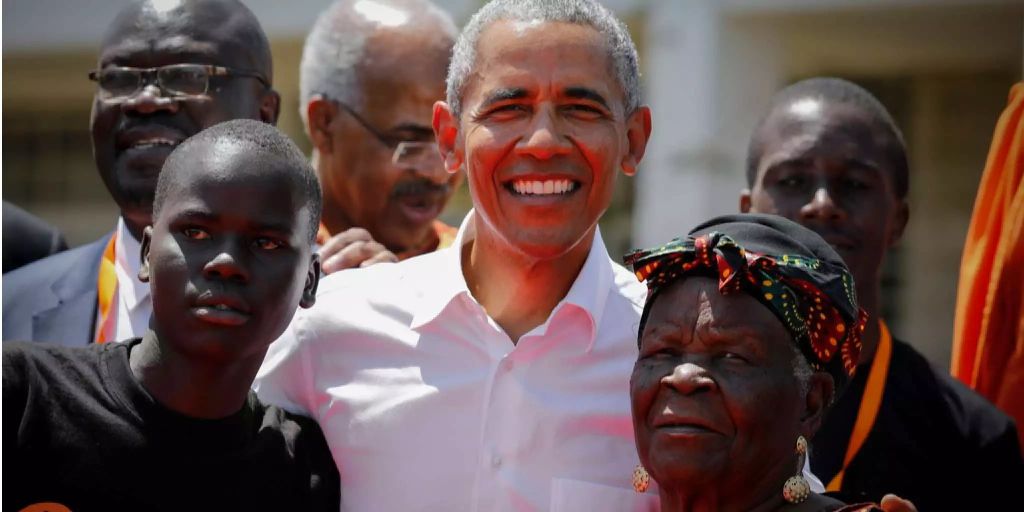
left=3, top=339, right=340, bottom=512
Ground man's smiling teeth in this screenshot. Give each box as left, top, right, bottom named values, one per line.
left=133, top=138, right=178, bottom=148
left=511, top=179, right=577, bottom=195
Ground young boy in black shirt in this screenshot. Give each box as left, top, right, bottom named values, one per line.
left=4, top=119, right=339, bottom=511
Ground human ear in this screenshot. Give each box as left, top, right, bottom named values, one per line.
left=433, top=101, right=463, bottom=174
left=138, top=226, right=153, bottom=283
left=620, top=106, right=652, bottom=177
left=299, top=253, right=320, bottom=309
left=800, top=372, right=835, bottom=439
left=260, top=89, right=282, bottom=125
left=306, top=97, right=339, bottom=156
left=739, top=189, right=753, bottom=213
left=887, top=199, right=910, bottom=248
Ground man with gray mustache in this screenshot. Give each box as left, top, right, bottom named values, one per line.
left=301, top=0, right=464, bottom=272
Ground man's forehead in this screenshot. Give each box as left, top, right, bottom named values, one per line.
left=476, top=19, right=611, bottom=68
left=761, top=102, right=885, bottom=155
left=469, top=20, right=620, bottom=101
left=99, top=1, right=255, bottom=67
left=99, top=35, right=220, bottom=65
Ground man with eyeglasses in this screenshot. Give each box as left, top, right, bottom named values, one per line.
left=300, top=0, right=463, bottom=272
left=3, top=0, right=280, bottom=346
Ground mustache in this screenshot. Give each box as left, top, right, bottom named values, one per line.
left=391, top=179, right=452, bottom=198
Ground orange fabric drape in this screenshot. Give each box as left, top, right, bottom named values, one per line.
left=951, top=82, right=1024, bottom=450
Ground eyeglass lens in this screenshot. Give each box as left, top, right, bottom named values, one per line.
left=393, top=142, right=443, bottom=170
left=97, top=65, right=210, bottom=98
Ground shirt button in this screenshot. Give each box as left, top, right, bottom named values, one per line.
left=491, top=453, right=502, bottom=468
left=501, top=358, right=514, bottom=372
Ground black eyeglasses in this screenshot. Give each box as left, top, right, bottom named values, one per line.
left=88, top=64, right=269, bottom=100
left=334, top=101, right=442, bottom=170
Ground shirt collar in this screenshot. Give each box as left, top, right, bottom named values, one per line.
left=114, top=217, right=150, bottom=309
left=410, top=210, right=614, bottom=349
left=408, top=212, right=474, bottom=329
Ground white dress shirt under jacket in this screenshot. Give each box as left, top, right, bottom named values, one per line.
left=93, top=217, right=152, bottom=342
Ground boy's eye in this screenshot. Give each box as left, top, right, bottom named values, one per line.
left=183, top=228, right=209, bottom=240
left=254, top=237, right=283, bottom=250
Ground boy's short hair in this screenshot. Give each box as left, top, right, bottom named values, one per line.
left=154, top=119, right=323, bottom=242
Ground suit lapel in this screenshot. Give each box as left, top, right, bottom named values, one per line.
left=32, top=234, right=110, bottom=346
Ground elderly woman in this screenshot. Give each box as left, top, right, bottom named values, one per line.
left=625, top=214, right=882, bottom=512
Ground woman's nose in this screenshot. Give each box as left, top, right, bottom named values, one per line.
left=662, top=361, right=717, bottom=395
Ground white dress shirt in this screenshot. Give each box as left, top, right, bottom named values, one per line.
left=255, top=211, right=822, bottom=511
left=256, top=211, right=659, bottom=511
left=94, top=217, right=152, bottom=342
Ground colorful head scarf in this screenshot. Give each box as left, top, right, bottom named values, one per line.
left=625, top=213, right=868, bottom=392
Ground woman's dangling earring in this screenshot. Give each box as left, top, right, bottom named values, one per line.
left=782, top=435, right=811, bottom=504
left=632, top=464, right=651, bottom=493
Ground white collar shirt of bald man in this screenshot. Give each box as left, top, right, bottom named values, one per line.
left=253, top=209, right=824, bottom=511
left=94, top=216, right=152, bottom=342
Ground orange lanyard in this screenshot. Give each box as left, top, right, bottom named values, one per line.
left=826, top=321, right=893, bottom=491
left=94, top=234, right=118, bottom=344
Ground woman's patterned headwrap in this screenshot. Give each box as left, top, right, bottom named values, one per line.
left=624, top=213, right=868, bottom=391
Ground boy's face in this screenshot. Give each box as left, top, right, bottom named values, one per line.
left=141, top=144, right=318, bottom=364
left=741, top=101, right=908, bottom=292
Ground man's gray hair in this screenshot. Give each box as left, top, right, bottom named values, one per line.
left=446, top=0, right=640, bottom=118
left=299, top=0, right=457, bottom=125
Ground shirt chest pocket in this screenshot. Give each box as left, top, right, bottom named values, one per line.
left=550, top=478, right=660, bottom=512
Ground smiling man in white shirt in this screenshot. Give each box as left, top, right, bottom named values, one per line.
left=254, top=1, right=816, bottom=511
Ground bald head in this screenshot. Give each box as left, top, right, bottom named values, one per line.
left=101, top=0, right=273, bottom=82
left=747, top=77, right=908, bottom=198
left=299, top=0, right=456, bottom=121
left=156, top=119, right=322, bottom=241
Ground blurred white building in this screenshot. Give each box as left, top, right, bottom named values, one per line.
left=3, top=0, right=1022, bottom=365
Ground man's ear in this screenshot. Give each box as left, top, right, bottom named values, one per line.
left=800, top=372, right=835, bottom=440
left=306, top=97, right=339, bottom=156
left=260, top=89, right=282, bottom=126
left=887, top=198, right=910, bottom=248
left=433, top=101, right=463, bottom=174
left=138, top=226, right=153, bottom=283
left=739, top=189, right=752, bottom=213
left=620, top=106, right=652, bottom=177
left=300, top=253, right=321, bottom=309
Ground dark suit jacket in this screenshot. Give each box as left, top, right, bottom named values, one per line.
left=3, top=234, right=112, bottom=346
left=3, top=201, right=69, bottom=273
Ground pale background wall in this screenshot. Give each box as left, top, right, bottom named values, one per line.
left=4, top=0, right=1022, bottom=366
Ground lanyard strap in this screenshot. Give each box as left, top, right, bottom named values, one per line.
left=826, top=320, right=892, bottom=491
left=94, top=234, right=118, bottom=344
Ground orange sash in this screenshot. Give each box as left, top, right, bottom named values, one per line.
left=826, top=321, right=892, bottom=491
left=93, top=234, right=118, bottom=344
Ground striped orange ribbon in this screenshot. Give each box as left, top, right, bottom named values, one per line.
left=93, top=234, right=118, bottom=343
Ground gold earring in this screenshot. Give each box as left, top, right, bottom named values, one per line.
left=632, top=464, right=651, bottom=493
left=782, top=436, right=811, bottom=504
